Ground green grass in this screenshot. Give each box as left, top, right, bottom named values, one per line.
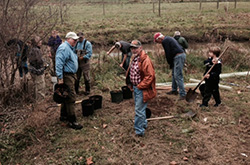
left=48, top=2, right=250, bottom=45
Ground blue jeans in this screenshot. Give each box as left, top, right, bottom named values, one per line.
left=172, top=53, right=186, bottom=97
left=122, top=52, right=132, bottom=71
left=133, top=86, right=148, bottom=135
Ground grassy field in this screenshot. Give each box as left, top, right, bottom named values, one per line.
left=51, top=1, right=250, bottom=45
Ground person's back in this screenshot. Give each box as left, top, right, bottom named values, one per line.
left=173, top=31, right=188, bottom=52
left=162, top=36, right=184, bottom=68
left=119, top=41, right=131, bottom=54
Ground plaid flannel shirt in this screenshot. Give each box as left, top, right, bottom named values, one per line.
left=130, top=55, right=141, bottom=86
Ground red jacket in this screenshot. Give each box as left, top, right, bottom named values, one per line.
left=126, top=50, right=156, bottom=102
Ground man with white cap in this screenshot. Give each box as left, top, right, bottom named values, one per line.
left=55, top=32, right=83, bottom=130
left=154, top=32, right=186, bottom=100
left=173, top=31, right=188, bottom=53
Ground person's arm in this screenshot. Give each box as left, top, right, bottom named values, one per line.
left=137, top=58, right=155, bottom=89
left=83, top=41, right=92, bottom=59
left=55, top=47, right=66, bottom=82
left=182, top=38, right=188, bottom=49
left=120, top=54, right=127, bottom=68
left=107, top=45, right=116, bottom=55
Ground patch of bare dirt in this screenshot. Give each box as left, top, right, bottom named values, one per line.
left=1, top=77, right=250, bottom=164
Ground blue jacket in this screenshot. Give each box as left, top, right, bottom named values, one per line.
left=56, top=41, right=78, bottom=79
left=75, top=39, right=92, bottom=59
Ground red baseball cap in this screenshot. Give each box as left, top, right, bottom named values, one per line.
left=154, top=32, right=163, bottom=42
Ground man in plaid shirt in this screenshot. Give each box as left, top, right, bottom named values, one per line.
left=126, top=40, right=156, bottom=137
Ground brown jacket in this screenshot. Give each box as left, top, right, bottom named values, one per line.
left=126, top=50, right=156, bottom=102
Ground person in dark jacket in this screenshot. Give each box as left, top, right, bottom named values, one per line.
left=200, top=46, right=222, bottom=107
left=28, top=36, right=45, bottom=101
left=48, top=30, right=62, bottom=75
left=154, top=32, right=186, bottom=100
left=173, top=31, right=188, bottom=53
left=107, top=41, right=132, bottom=71
left=7, top=39, right=29, bottom=78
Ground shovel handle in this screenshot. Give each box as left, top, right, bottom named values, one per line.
left=147, top=115, right=175, bottom=121
left=193, top=46, right=229, bottom=91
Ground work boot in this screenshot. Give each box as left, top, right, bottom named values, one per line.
left=67, top=115, right=83, bottom=130
left=178, top=95, right=186, bottom=101
left=167, top=91, right=178, bottom=95
left=200, top=104, right=208, bottom=108
left=68, top=122, right=83, bottom=130
left=214, top=102, right=221, bottom=107
left=84, top=81, right=90, bottom=95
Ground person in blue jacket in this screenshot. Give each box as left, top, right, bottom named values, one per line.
left=56, top=32, right=82, bottom=130
left=74, top=32, right=93, bottom=95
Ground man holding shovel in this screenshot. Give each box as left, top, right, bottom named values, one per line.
left=154, top=32, right=186, bottom=100
left=126, top=40, right=156, bottom=137
left=107, top=41, right=132, bottom=71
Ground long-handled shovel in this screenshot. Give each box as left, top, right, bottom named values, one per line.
left=186, top=46, right=229, bottom=102
left=147, top=110, right=197, bottom=121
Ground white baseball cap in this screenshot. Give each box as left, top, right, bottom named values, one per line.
left=65, top=32, right=79, bottom=40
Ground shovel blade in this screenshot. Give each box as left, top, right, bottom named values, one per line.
left=186, top=88, right=198, bottom=102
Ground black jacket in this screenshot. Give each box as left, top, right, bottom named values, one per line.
left=204, top=58, right=222, bottom=84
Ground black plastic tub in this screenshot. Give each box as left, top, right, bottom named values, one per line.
left=110, top=90, right=123, bottom=103
left=121, top=86, right=133, bottom=99
left=146, top=108, right=151, bottom=119
left=89, top=95, right=103, bottom=110
left=81, top=99, right=94, bottom=116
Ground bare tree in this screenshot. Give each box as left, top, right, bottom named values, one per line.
left=0, top=0, right=61, bottom=105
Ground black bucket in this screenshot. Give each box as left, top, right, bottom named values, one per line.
left=121, top=86, right=133, bottom=99
left=110, top=90, right=123, bottom=103
left=89, top=95, right=103, bottom=110
left=146, top=108, right=151, bottom=119
left=81, top=99, right=94, bottom=116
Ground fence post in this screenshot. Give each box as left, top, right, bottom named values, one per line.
left=158, top=0, right=161, bottom=17
left=153, top=2, right=155, bottom=13
left=234, top=0, right=237, bottom=9
left=199, top=0, right=202, bottom=10
left=103, top=0, right=105, bottom=16
left=217, top=0, right=220, bottom=9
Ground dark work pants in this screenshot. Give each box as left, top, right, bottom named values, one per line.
left=61, top=73, right=77, bottom=122
left=75, top=60, right=90, bottom=93
left=202, top=81, right=221, bottom=106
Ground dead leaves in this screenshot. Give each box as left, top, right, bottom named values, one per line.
left=86, top=156, right=94, bottom=165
